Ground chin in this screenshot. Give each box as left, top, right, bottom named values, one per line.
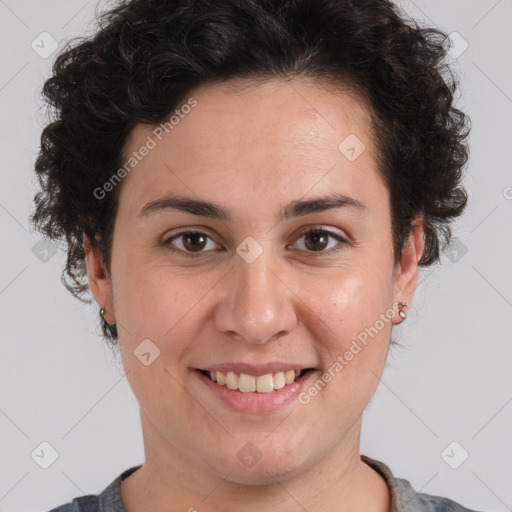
left=217, top=460, right=302, bottom=486
left=201, top=440, right=308, bottom=486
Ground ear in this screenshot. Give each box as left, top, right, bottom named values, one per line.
left=391, top=215, right=425, bottom=325
left=83, top=234, right=115, bottom=324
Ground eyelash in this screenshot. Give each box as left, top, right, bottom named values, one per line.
left=160, top=227, right=348, bottom=258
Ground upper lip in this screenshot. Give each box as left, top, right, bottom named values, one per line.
left=197, top=362, right=315, bottom=376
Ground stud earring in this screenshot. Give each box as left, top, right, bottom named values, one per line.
left=99, top=307, right=115, bottom=327
left=99, top=306, right=118, bottom=339
left=397, top=302, right=409, bottom=320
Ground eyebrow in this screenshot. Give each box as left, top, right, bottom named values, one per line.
left=137, top=192, right=367, bottom=223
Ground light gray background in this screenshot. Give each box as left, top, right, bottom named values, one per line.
left=0, top=0, right=511, bottom=511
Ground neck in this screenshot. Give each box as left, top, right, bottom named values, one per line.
left=120, top=412, right=391, bottom=512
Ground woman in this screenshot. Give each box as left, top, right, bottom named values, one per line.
left=31, top=0, right=477, bottom=510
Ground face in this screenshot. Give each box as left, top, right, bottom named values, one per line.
left=86, top=77, right=423, bottom=486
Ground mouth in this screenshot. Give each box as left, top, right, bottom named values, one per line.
left=196, top=368, right=316, bottom=393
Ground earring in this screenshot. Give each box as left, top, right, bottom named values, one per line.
left=99, top=307, right=115, bottom=327
left=99, top=306, right=118, bottom=339
left=397, top=302, right=409, bottom=320
left=99, top=307, right=107, bottom=322
left=100, top=306, right=118, bottom=341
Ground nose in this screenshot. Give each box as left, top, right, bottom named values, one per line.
left=214, top=250, right=297, bottom=345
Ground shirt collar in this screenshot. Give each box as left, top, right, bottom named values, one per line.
left=361, top=454, right=425, bottom=511
left=101, top=457, right=424, bottom=512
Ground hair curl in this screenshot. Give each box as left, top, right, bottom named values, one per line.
left=30, top=0, right=470, bottom=343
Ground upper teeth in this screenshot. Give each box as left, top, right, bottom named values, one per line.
left=208, top=369, right=302, bottom=393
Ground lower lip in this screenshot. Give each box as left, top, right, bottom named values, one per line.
left=194, top=370, right=315, bottom=414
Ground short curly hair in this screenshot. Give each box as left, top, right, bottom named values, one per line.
left=30, top=0, right=470, bottom=343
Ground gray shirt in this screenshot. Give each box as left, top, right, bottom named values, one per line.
left=48, top=455, right=482, bottom=511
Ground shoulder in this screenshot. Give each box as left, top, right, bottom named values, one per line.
left=395, top=477, right=483, bottom=511
left=46, top=465, right=142, bottom=512
left=361, top=455, right=482, bottom=512
left=47, top=494, right=99, bottom=512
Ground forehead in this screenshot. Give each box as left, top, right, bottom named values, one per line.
left=118, top=76, right=385, bottom=218
left=163, top=76, right=376, bottom=159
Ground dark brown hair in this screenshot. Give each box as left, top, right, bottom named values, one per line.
left=30, top=0, right=470, bottom=343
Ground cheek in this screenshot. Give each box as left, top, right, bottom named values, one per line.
left=114, top=270, right=198, bottom=420
left=300, top=262, right=394, bottom=346
left=113, top=264, right=204, bottom=364
left=117, top=259, right=186, bottom=317
left=296, top=264, right=394, bottom=409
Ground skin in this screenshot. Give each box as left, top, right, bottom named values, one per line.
left=84, top=76, right=424, bottom=512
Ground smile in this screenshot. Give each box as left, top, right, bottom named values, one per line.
left=193, top=363, right=317, bottom=413
left=199, top=369, right=312, bottom=393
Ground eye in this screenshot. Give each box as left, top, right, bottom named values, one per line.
left=161, top=226, right=348, bottom=258
left=290, top=227, right=348, bottom=256
left=161, top=229, right=220, bottom=257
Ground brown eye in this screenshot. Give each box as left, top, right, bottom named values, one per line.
left=162, top=230, right=218, bottom=257
left=304, top=229, right=329, bottom=251
left=292, top=228, right=347, bottom=256
left=161, top=226, right=348, bottom=258
left=181, top=232, right=208, bottom=252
